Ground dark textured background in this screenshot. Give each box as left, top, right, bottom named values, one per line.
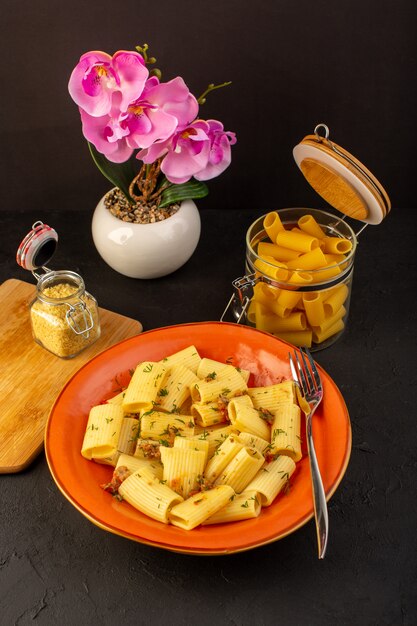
left=0, top=0, right=415, bottom=214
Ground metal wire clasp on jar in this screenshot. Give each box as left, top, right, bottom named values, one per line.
left=222, top=208, right=357, bottom=351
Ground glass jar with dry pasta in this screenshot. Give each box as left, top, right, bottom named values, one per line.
left=17, top=221, right=100, bottom=358
left=222, top=124, right=391, bottom=351
left=231, top=208, right=357, bottom=350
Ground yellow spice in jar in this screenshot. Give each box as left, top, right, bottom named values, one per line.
left=30, top=282, right=100, bottom=358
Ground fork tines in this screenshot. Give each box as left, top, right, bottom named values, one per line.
left=290, top=347, right=322, bottom=395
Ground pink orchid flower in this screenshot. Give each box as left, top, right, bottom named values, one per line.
left=138, top=119, right=236, bottom=184
left=154, top=120, right=212, bottom=184
left=79, top=108, right=133, bottom=163
left=194, top=120, right=237, bottom=181
left=79, top=76, right=198, bottom=163
left=68, top=50, right=149, bottom=117
left=123, top=76, right=198, bottom=150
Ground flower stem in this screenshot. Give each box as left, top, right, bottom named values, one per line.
left=129, top=159, right=164, bottom=206
left=197, top=81, right=232, bottom=105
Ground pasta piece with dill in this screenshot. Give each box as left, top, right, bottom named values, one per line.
left=123, top=362, right=168, bottom=413
left=191, top=401, right=228, bottom=428
left=160, top=447, right=206, bottom=499
left=245, top=455, right=296, bottom=506
left=156, top=364, right=199, bottom=413
left=190, top=369, right=247, bottom=404
left=192, top=424, right=238, bottom=459
left=204, top=434, right=244, bottom=483
left=158, top=345, right=201, bottom=374
left=202, top=490, right=262, bottom=524
left=236, top=431, right=271, bottom=457
left=248, top=380, right=296, bottom=413
left=215, top=446, right=265, bottom=493
left=116, top=453, right=163, bottom=480
left=173, top=436, right=210, bottom=465
left=118, top=467, right=183, bottom=523
left=271, top=403, right=302, bottom=462
left=81, top=404, right=124, bottom=461
left=228, top=401, right=271, bottom=441
left=168, top=485, right=235, bottom=530
left=140, top=410, right=195, bottom=441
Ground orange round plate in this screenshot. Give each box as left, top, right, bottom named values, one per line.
left=45, top=322, right=351, bottom=555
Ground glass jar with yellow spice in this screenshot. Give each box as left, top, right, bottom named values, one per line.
left=17, top=222, right=100, bottom=358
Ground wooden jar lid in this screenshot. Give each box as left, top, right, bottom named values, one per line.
left=293, top=124, right=391, bottom=224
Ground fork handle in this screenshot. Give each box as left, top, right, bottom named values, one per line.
left=306, top=414, right=329, bottom=559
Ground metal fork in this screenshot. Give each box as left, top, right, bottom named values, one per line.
left=289, top=347, right=328, bottom=559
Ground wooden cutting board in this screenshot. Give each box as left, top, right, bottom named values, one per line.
left=0, top=279, right=143, bottom=473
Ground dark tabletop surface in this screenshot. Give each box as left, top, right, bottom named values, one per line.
left=0, top=206, right=416, bottom=626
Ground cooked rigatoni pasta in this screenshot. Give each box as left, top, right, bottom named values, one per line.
left=106, top=390, right=125, bottom=406
left=271, top=403, right=302, bottom=462
left=92, top=418, right=139, bottom=466
left=123, top=362, right=167, bottom=412
left=156, top=364, right=199, bottom=413
left=216, top=363, right=251, bottom=385
left=159, top=345, right=201, bottom=374
left=204, top=434, right=244, bottom=482
left=202, top=490, right=262, bottom=525
left=246, top=455, right=297, bottom=505
left=228, top=402, right=270, bottom=441
left=116, top=453, right=163, bottom=480
left=140, top=410, right=195, bottom=441
left=248, top=380, right=296, bottom=412
left=215, top=446, right=264, bottom=493
left=81, top=404, right=124, bottom=460
left=116, top=417, right=139, bottom=456
left=227, top=395, right=254, bottom=421
left=160, top=446, right=206, bottom=499
left=118, top=467, right=184, bottom=523
left=173, top=436, right=210, bottom=466
left=82, top=347, right=306, bottom=531
left=94, top=451, right=121, bottom=467
left=168, top=485, right=235, bottom=530
left=134, top=438, right=162, bottom=460
left=190, top=369, right=247, bottom=403
left=192, top=424, right=238, bottom=458
left=196, top=357, right=229, bottom=379
left=237, top=431, right=271, bottom=456
left=191, top=401, right=226, bottom=427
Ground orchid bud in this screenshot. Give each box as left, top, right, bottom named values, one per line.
left=150, top=68, right=162, bottom=80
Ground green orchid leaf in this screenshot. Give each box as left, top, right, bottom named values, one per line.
left=88, top=143, right=136, bottom=203
left=159, top=178, right=209, bottom=208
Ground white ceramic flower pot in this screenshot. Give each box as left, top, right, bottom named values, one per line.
left=92, top=191, right=201, bottom=279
